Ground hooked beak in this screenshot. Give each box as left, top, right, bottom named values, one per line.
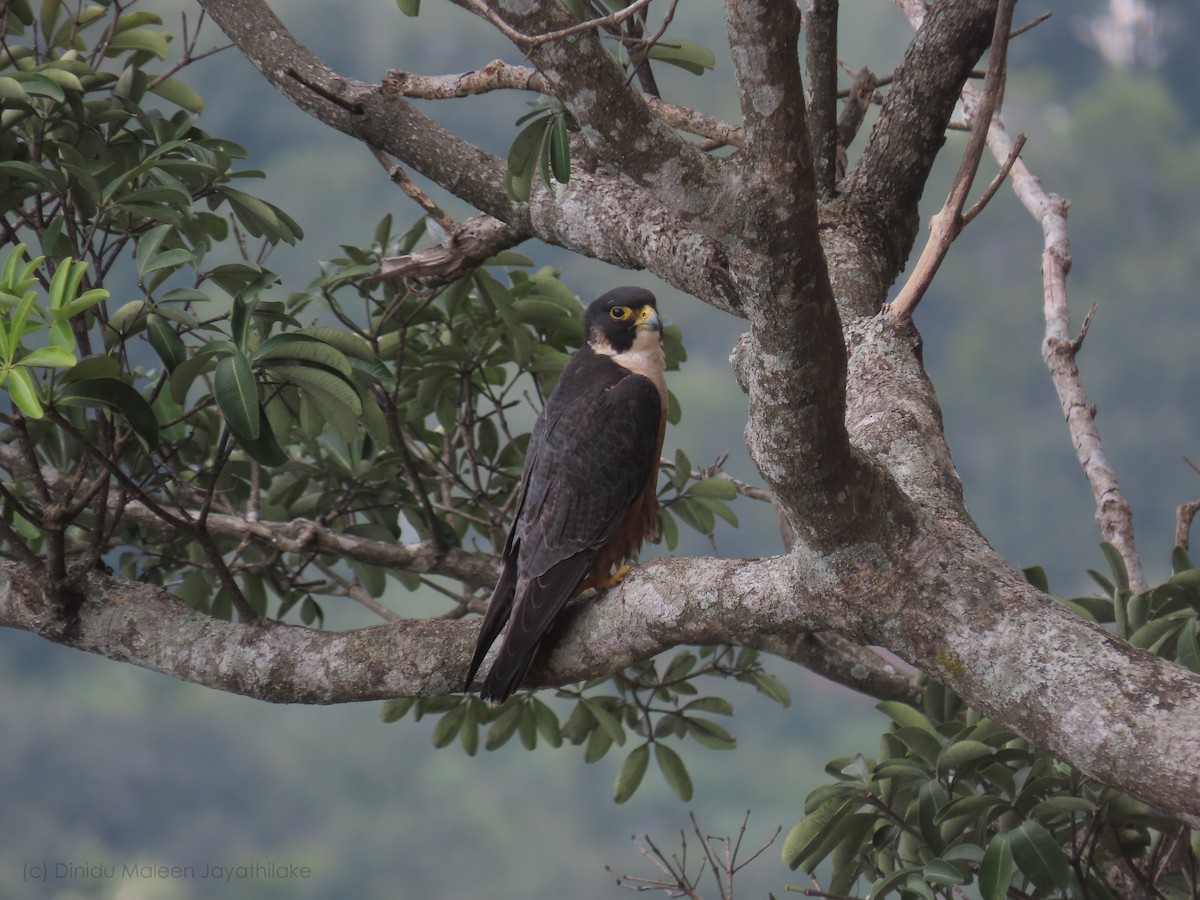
left=634, top=305, right=662, bottom=332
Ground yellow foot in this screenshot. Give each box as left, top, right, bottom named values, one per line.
left=591, top=563, right=632, bottom=590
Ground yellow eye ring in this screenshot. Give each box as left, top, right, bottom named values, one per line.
left=609, top=306, right=629, bottom=320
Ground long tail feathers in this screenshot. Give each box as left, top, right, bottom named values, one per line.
left=463, top=558, right=518, bottom=693
left=474, top=555, right=594, bottom=704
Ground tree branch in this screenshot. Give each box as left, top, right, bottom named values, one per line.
left=964, top=90, right=1148, bottom=593
left=374, top=213, right=529, bottom=287
left=805, top=0, right=840, bottom=198
left=887, top=0, right=1017, bottom=323
left=198, top=0, right=519, bottom=223
left=4, top=523, right=1199, bottom=826
left=841, top=0, right=996, bottom=281
left=382, top=61, right=745, bottom=149
left=1178, top=500, right=1200, bottom=552
left=448, top=0, right=720, bottom=208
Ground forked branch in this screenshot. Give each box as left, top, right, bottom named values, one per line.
left=887, top=0, right=1018, bottom=322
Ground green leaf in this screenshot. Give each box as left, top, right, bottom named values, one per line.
left=395, top=0, right=420, bottom=15
left=1100, top=541, right=1130, bottom=590
left=684, top=716, right=736, bottom=750
left=431, top=703, right=465, bottom=749
left=654, top=743, right=693, bottom=802
left=146, top=314, right=186, bottom=373
left=505, top=117, right=549, bottom=202
left=16, top=346, right=76, bottom=369
left=876, top=700, right=939, bottom=736
left=1178, top=620, right=1200, bottom=673
left=0, top=76, right=30, bottom=104
left=230, top=406, right=287, bottom=466
left=936, top=739, right=993, bottom=776
left=750, top=671, right=791, bottom=707
left=687, top=476, right=738, bottom=500
left=548, top=114, right=570, bottom=184
left=782, top=798, right=853, bottom=870
left=979, top=832, right=1014, bottom=900
left=581, top=699, right=625, bottom=746
left=379, top=698, right=414, bottom=723
left=106, top=27, right=171, bottom=59
left=1009, top=820, right=1070, bottom=892
left=645, top=38, right=717, bottom=76
left=484, top=702, right=522, bottom=751
left=214, top=353, right=260, bottom=440
left=150, top=76, right=204, bottom=113
left=917, top=779, right=950, bottom=851
left=866, top=868, right=922, bottom=900
left=4, top=365, right=44, bottom=418
left=57, top=378, right=159, bottom=447
left=252, top=333, right=353, bottom=377
left=1022, top=565, right=1050, bottom=593
left=613, top=743, right=650, bottom=804
left=923, top=858, right=967, bottom=886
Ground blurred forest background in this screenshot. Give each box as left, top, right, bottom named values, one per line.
left=3, top=0, right=1199, bottom=896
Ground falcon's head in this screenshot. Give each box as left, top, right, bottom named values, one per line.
left=585, top=287, right=662, bottom=356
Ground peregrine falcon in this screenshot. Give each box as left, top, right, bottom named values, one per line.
left=464, top=286, right=669, bottom=703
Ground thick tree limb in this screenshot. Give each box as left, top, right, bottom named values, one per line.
left=196, top=0, right=739, bottom=312
left=448, top=0, right=720, bottom=211
left=6, top=506, right=1199, bottom=826
left=840, top=0, right=997, bottom=281
left=197, top=0, right=518, bottom=223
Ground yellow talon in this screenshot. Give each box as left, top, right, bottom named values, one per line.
left=592, top=563, right=632, bottom=590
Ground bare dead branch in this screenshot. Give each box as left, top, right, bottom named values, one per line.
left=369, top=147, right=455, bottom=232
left=374, top=213, right=528, bottom=287
left=461, top=0, right=654, bottom=48
left=960, top=131, right=1026, bottom=226
left=1177, top=500, right=1200, bottom=552
left=887, top=0, right=1018, bottom=322
left=972, top=102, right=1147, bottom=592
left=1011, top=11, right=1052, bottom=39
left=383, top=61, right=744, bottom=150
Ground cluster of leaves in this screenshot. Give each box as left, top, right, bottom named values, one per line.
left=0, top=1, right=741, bottom=630
left=381, top=646, right=790, bottom=804
left=1052, top=544, right=1200, bottom=674
left=782, top=547, right=1200, bottom=899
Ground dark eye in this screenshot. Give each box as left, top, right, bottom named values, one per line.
left=610, top=306, right=629, bottom=320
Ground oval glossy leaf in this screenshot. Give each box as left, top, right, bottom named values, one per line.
left=548, top=114, right=570, bottom=184
left=978, top=832, right=1015, bottom=900
left=150, top=76, right=204, bottom=113
left=654, top=743, right=693, bottom=802
left=613, top=743, right=650, bottom=804
left=5, top=365, right=44, bottom=418
left=58, top=377, right=159, bottom=447
left=17, top=346, right=76, bottom=369
left=1009, top=819, right=1071, bottom=891
left=877, top=701, right=939, bottom=736
left=782, top=798, right=852, bottom=870
left=214, top=352, right=260, bottom=439
left=146, top=314, right=186, bottom=373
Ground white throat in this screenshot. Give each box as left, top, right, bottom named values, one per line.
left=593, top=329, right=667, bottom=397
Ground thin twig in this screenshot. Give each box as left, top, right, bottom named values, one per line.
left=464, top=0, right=654, bottom=48
left=369, top=147, right=455, bottom=232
